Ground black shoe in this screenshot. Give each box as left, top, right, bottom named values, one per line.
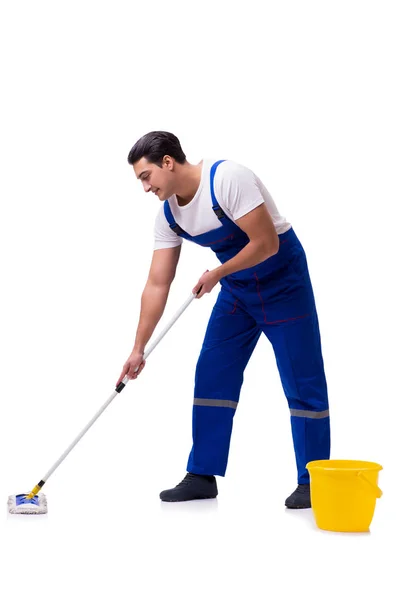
left=160, top=473, right=218, bottom=502
left=285, top=484, right=311, bottom=509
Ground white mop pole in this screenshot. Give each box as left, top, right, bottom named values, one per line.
left=26, top=291, right=198, bottom=497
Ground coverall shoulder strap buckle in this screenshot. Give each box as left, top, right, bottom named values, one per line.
left=170, top=223, right=186, bottom=235
left=210, top=160, right=227, bottom=221
left=163, top=199, right=188, bottom=237
left=213, top=206, right=226, bottom=220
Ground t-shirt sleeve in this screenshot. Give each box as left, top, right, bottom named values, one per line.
left=214, top=162, right=265, bottom=221
left=154, top=205, right=183, bottom=250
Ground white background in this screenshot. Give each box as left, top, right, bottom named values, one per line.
left=1, top=0, right=399, bottom=598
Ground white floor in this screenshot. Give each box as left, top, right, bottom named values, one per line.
left=2, top=428, right=396, bottom=600
left=3, top=485, right=396, bottom=600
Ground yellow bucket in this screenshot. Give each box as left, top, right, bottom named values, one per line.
left=306, top=460, right=383, bottom=532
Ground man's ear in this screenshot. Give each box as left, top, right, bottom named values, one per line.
left=162, top=155, right=174, bottom=170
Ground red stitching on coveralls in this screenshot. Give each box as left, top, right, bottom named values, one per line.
left=199, top=234, right=234, bottom=247
left=264, top=314, right=310, bottom=324
left=253, top=272, right=309, bottom=324
left=228, top=286, right=239, bottom=314
left=254, top=272, right=268, bottom=323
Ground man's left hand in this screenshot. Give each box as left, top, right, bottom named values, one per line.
left=192, top=269, right=221, bottom=299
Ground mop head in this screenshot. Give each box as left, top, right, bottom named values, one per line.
left=8, top=493, right=48, bottom=515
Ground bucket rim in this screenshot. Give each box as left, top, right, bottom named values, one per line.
left=306, top=459, right=383, bottom=471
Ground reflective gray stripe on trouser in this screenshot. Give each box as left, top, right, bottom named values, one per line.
left=290, top=409, right=329, bottom=419
left=194, top=398, right=238, bottom=409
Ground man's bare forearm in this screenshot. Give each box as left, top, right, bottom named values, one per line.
left=215, top=239, right=278, bottom=279
left=133, top=282, right=170, bottom=352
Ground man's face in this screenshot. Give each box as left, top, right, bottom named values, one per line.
left=133, top=156, right=174, bottom=201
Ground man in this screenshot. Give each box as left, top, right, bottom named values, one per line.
left=116, top=131, right=330, bottom=508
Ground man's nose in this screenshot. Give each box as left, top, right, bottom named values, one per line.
left=143, top=182, right=152, bottom=192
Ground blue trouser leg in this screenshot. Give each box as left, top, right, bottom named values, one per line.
left=243, top=231, right=330, bottom=484
left=254, top=234, right=331, bottom=484
left=263, top=310, right=330, bottom=484
left=187, top=287, right=261, bottom=476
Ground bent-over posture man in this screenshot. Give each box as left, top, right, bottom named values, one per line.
left=117, top=131, right=330, bottom=509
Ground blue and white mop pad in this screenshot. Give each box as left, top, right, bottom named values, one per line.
left=8, top=493, right=48, bottom=515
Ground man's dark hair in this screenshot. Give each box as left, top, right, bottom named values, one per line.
left=127, top=131, right=186, bottom=167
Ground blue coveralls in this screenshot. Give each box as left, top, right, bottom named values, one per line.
left=164, top=160, right=330, bottom=484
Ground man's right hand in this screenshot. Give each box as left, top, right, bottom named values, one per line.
left=116, top=350, right=146, bottom=386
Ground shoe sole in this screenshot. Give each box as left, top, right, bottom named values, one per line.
left=160, top=495, right=217, bottom=502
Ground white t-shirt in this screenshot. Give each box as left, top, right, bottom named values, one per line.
left=154, top=159, right=291, bottom=250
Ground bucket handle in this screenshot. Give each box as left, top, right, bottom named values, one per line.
left=357, top=471, right=383, bottom=498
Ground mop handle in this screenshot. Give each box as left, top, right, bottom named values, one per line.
left=128, top=289, right=198, bottom=374
left=27, top=291, right=198, bottom=496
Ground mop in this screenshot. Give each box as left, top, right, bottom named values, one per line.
left=8, top=291, right=198, bottom=514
